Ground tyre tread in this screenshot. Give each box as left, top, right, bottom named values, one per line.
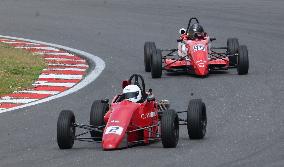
left=237, top=45, right=249, bottom=75
left=151, top=49, right=162, bottom=78
left=187, top=99, right=206, bottom=139
left=90, top=100, right=108, bottom=141
left=57, top=110, right=75, bottom=149
left=161, top=109, right=179, bottom=148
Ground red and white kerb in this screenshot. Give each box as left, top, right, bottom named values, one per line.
left=0, top=38, right=89, bottom=110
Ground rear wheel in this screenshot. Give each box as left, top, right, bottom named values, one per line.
left=187, top=99, right=207, bottom=139
left=237, top=45, right=249, bottom=75
left=227, top=38, right=239, bottom=66
left=151, top=49, right=162, bottom=78
left=161, top=109, right=179, bottom=148
left=57, top=110, right=76, bottom=149
left=144, top=42, right=156, bottom=72
left=90, top=100, right=108, bottom=141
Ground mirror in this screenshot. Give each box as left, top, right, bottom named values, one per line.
left=210, top=37, right=216, bottom=42
left=122, top=80, right=129, bottom=89
left=179, top=28, right=186, bottom=34
left=147, top=95, right=155, bottom=102
left=101, top=98, right=109, bottom=103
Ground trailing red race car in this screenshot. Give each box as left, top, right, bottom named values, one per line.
left=57, top=74, right=207, bottom=150
left=144, top=17, right=249, bottom=78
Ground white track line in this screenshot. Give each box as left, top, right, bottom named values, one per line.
left=5, top=42, right=41, bottom=46
left=33, top=82, right=76, bottom=87
left=48, top=63, right=89, bottom=67
left=44, top=58, right=86, bottom=62
left=16, top=46, right=60, bottom=51
left=48, top=63, right=87, bottom=66
left=39, top=74, right=83, bottom=79
left=35, top=51, right=66, bottom=55
left=35, top=52, right=75, bottom=56
left=2, top=41, right=38, bottom=45
left=44, top=68, right=85, bottom=71
left=0, top=35, right=105, bottom=114
left=0, top=99, right=38, bottom=104
left=18, top=90, right=60, bottom=95
left=45, top=52, right=75, bottom=56
left=0, top=38, right=13, bottom=40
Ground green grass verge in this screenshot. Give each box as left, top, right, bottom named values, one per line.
left=0, top=42, right=47, bottom=96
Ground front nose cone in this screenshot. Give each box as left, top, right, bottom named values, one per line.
left=199, top=67, right=208, bottom=76
left=102, top=143, right=116, bottom=150
left=102, top=135, right=121, bottom=150
left=194, top=64, right=208, bottom=76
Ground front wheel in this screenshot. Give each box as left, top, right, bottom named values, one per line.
left=227, top=38, right=239, bottom=66
left=90, top=100, right=108, bottom=141
left=144, top=42, right=156, bottom=72
left=161, top=109, right=179, bottom=148
left=187, top=99, right=207, bottom=139
left=237, top=45, right=249, bottom=75
left=57, top=110, right=76, bottom=149
left=151, top=49, right=162, bottom=78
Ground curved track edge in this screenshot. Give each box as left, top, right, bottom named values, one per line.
left=0, top=35, right=105, bottom=113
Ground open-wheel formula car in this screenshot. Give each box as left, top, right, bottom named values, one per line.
left=144, top=17, right=249, bottom=78
left=57, top=74, right=207, bottom=150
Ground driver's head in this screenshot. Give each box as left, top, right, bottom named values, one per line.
left=122, top=85, right=142, bottom=103
left=188, top=23, right=205, bottom=39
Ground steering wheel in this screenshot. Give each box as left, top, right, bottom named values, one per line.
left=128, top=74, right=146, bottom=98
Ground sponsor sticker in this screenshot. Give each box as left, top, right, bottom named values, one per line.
left=110, top=120, right=119, bottom=123
left=141, top=112, right=157, bottom=119
left=105, top=126, right=123, bottom=135
left=196, top=60, right=207, bottom=67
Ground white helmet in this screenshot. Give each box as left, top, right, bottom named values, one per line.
left=122, top=85, right=142, bottom=103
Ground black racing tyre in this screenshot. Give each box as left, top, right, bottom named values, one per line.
left=151, top=49, right=162, bottom=78
left=187, top=99, right=207, bottom=139
left=90, top=100, right=108, bottom=141
left=237, top=45, right=249, bottom=75
left=227, top=38, right=239, bottom=66
left=57, top=110, right=76, bottom=149
left=144, top=42, right=156, bottom=72
left=161, top=109, right=179, bottom=148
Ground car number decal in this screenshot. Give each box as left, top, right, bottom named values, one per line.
left=105, top=126, right=123, bottom=135
left=193, top=44, right=206, bottom=51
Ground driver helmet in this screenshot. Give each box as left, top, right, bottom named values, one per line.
left=122, top=85, right=142, bottom=103
left=188, top=23, right=205, bottom=39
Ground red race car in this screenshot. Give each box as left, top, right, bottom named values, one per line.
left=57, top=74, right=207, bottom=150
left=144, top=17, right=249, bottom=78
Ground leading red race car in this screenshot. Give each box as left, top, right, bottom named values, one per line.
left=57, top=74, right=207, bottom=150
left=144, top=17, right=249, bottom=78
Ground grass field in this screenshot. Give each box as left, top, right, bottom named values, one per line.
left=0, top=43, right=47, bottom=96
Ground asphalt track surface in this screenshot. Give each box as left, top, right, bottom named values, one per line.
left=0, top=0, right=283, bottom=167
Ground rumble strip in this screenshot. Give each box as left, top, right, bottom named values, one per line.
left=0, top=36, right=105, bottom=113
